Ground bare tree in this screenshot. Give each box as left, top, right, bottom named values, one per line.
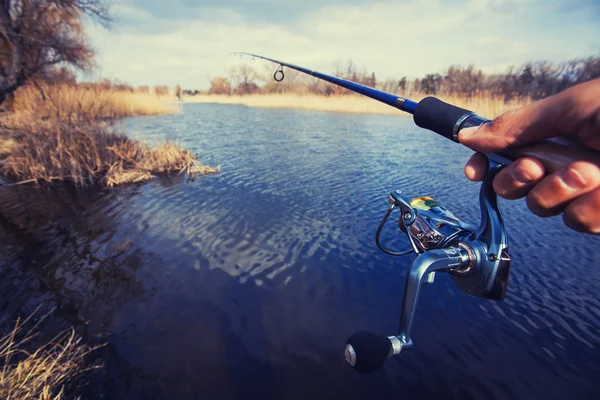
left=208, top=76, right=231, bottom=95
left=174, top=84, right=181, bottom=99
left=0, top=0, right=111, bottom=105
left=230, top=64, right=260, bottom=95
left=154, top=85, right=169, bottom=97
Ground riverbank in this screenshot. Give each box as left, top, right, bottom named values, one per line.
left=0, top=85, right=219, bottom=187
left=182, top=93, right=529, bottom=119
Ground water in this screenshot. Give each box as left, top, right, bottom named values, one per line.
left=1, top=103, right=599, bottom=399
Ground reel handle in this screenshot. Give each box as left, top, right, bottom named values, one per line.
left=345, top=247, right=471, bottom=374
left=344, top=331, right=393, bottom=374
left=414, top=97, right=600, bottom=173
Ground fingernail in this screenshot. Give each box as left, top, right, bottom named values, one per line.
left=511, top=163, right=534, bottom=184
left=559, top=167, right=587, bottom=190
left=459, top=127, right=479, bottom=139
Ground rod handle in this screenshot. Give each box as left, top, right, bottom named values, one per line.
left=497, top=139, right=600, bottom=174
left=414, top=97, right=474, bottom=142
left=414, top=96, right=600, bottom=173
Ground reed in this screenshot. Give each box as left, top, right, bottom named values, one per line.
left=11, top=84, right=180, bottom=121
left=0, top=84, right=218, bottom=187
left=0, top=118, right=219, bottom=187
left=0, top=312, right=98, bottom=400
left=185, top=92, right=530, bottom=119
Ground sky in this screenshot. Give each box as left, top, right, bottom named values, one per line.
left=85, top=0, right=600, bottom=90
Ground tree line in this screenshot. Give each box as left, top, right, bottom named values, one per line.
left=209, top=55, right=600, bottom=101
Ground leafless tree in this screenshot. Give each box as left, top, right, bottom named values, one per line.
left=154, top=85, right=169, bottom=97
left=229, top=63, right=260, bottom=95
left=208, top=76, right=231, bottom=95
left=174, top=84, right=181, bottom=99
left=0, top=0, right=111, bottom=105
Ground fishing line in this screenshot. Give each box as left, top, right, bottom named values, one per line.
left=332, top=136, right=390, bottom=196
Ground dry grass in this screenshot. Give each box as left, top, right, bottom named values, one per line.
left=0, top=311, right=99, bottom=400
left=0, top=118, right=219, bottom=187
left=185, top=92, right=530, bottom=119
left=0, top=84, right=218, bottom=187
left=11, top=85, right=180, bottom=121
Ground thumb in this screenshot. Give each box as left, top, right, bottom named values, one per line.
left=458, top=78, right=600, bottom=153
left=458, top=103, right=560, bottom=153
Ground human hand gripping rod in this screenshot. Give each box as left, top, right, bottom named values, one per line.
left=236, top=53, right=600, bottom=374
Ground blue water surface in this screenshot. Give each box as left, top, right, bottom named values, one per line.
left=0, top=103, right=599, bottom=399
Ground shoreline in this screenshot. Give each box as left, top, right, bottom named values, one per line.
left=181, top=93, right=529, bottom=119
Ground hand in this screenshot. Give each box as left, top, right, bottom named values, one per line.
left=458, top=78, right=600, bottom=234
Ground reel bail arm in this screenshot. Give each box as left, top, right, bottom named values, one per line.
left=346, top=160, right=510, bottom=374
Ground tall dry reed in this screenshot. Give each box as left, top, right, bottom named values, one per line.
left=11, top=84, right=180, bottom=122
left=185, top=92, right=530, bottom=119
left=0, top=117, right=218, bottom=187
left=0, top=311, right=99, bottom=400
left=0, top=84, right=218, bottom=186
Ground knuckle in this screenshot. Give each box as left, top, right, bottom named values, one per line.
left=492, top=174, right=511, bottom=198
left=564, top=190, right=600, bottom=234
left=564, top=161, right=600, bottom=189
left=564, top=209, right=595, bottom=234
left=483, top=110, right=519, bottom=146
left=526, top=191, right=556, bottom=217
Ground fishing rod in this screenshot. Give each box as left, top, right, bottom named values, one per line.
left=235, top=52, right=600, bottom=374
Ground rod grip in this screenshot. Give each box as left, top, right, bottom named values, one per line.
left=414, top=97, right=471, bottom=142
left=414, top=96, right=600, bottom=173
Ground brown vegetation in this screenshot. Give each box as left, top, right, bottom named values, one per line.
left=0, top=311, right=99, bottom=400
left=185, top=92, right=528, bottom=119
left=0, top=84, right=219, bottom=187
left=205, top=55, right=600, bottom=102
left=11, top=84, right=180, bottom=120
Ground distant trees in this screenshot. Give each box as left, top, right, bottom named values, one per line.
left=208, top=77, right=232, bottom=95
left=174, top=84, right=182, bottom=99
left=230, top=64, right=260, bottom=95
left=154, top=85, right=169, bottom=97
left=183, top=89, right=200, bottom=96
left=420, top=73, right=443, bottom=95
left=202, top=54, right=599, bottom=102
left=0, top=0, right=111, bottom=105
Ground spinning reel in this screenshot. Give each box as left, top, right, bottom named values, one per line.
left=344, top=160, right=510, bottom=374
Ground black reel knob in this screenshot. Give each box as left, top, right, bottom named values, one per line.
left=345, top=331, right=392, bottom=374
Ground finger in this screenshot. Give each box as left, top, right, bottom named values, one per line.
left=458, top=78, right=600, bottom=153
left=525, top=161, right=600, bottom=217
left=563, top=187, right=600, bottom=234
left=577, top=110, right=600, bottom=151
left=464, top=152, right=488, bottom=181
left=492, top=157, right=546, bottom=200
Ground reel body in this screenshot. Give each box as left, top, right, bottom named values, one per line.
left=345, top=160, right=511, bottom=374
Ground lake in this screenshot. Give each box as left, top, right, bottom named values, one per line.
left=0, top=103, right=599, bottom=399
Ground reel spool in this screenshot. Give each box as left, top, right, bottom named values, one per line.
left=345, top=159, right=510, bottom=374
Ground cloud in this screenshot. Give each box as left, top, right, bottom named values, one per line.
left=86, top=0, right=600, bottom=88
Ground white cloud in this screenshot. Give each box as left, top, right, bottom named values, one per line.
left=85, top=0, right=600, bottom=89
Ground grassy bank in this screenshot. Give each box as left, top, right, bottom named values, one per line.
left=184, top=93, right=529, bottom=119
left=0, top=85, right=219, bottom=187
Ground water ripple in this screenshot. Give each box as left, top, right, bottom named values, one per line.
left=0, top=104, right=598, bottom=399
